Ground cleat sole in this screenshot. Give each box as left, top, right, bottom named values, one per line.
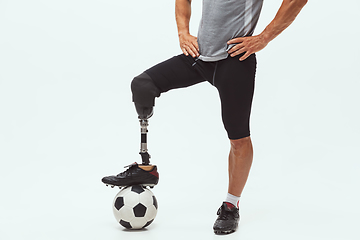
left=214, top=230, right=235, bottom=235
left=102, top=182, right=157, bottom=188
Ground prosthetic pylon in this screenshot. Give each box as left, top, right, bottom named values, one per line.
left=139, top=119, right=151, bottom=165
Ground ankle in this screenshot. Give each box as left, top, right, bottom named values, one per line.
left=225, top=193, right=240, bottom=208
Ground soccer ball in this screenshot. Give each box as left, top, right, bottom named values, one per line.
left=112, top=185, right=158, bottom=229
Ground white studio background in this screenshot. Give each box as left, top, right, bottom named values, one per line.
left=0, top=0, right=359, bottom=240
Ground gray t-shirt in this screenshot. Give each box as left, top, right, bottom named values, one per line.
left=197, top=0, right=264, bottom=62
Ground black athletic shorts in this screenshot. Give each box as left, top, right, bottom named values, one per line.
left=145, top=53, right=257, bottom=140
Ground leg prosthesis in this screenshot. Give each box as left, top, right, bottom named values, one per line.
left=131, top=72, right=161, bottom=165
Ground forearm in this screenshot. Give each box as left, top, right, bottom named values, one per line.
left=260, top=0, right=307, bottom=43
left=175, top=0, right=192, bottom=36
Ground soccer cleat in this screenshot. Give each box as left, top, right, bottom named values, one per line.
left=213, top=202, right=240, bottom=235
left=102, top=162, right=159, bottom=188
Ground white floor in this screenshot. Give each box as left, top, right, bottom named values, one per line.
left=1, top=1, right=360, bottom=239
left=1, top=118, right=359, bottom=240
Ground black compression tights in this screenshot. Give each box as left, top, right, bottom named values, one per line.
left=134, top=53, right=256, bottom=140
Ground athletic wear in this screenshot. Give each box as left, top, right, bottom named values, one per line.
left=102, top=163, right=159, bottom=188
left=225, top=193, right=240, bottom=208
left=145, top=53, right=256, bottom=140
left=213, top=202, right=240, bottom=234
left=131, top=72, right=161, bottom=119
left=198, top=0, right=264, bottom=61
left=131, top=72, right=161, bottom=107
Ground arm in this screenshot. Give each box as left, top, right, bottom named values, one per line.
left=175, top=0, right=199, bottom=57
left=228, top=0, right=308, bottom=61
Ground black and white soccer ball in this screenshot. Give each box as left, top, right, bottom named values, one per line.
left=113, top=185, right=158, bottom=229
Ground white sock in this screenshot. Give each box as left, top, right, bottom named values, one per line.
left=225, top=193, right=240, bottom=208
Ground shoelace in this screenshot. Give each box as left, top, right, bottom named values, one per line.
left=117, top=163, right=138, bottom=177
left=217, top=206, right=236, bottom=220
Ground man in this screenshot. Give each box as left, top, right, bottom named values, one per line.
left=102, top=0, right=307, bottom=234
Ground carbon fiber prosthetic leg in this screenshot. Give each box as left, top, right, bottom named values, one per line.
left=131, top=72, right=161, bottom=165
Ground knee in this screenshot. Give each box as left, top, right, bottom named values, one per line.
left=131, top=74, right=149, bottom=97
left=131, top=72, right=161, bottom=107
left=230, top=136, right=252, bottom=152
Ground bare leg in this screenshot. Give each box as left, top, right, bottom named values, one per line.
left=228, top=136, right=253, bottom=197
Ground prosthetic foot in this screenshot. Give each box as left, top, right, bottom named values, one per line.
left=101, top=162, right=158, bottom=189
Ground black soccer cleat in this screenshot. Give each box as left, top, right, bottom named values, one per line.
left=102, top=162, right=159, bottom=188
left=213, top=202, right=240, bottom=235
